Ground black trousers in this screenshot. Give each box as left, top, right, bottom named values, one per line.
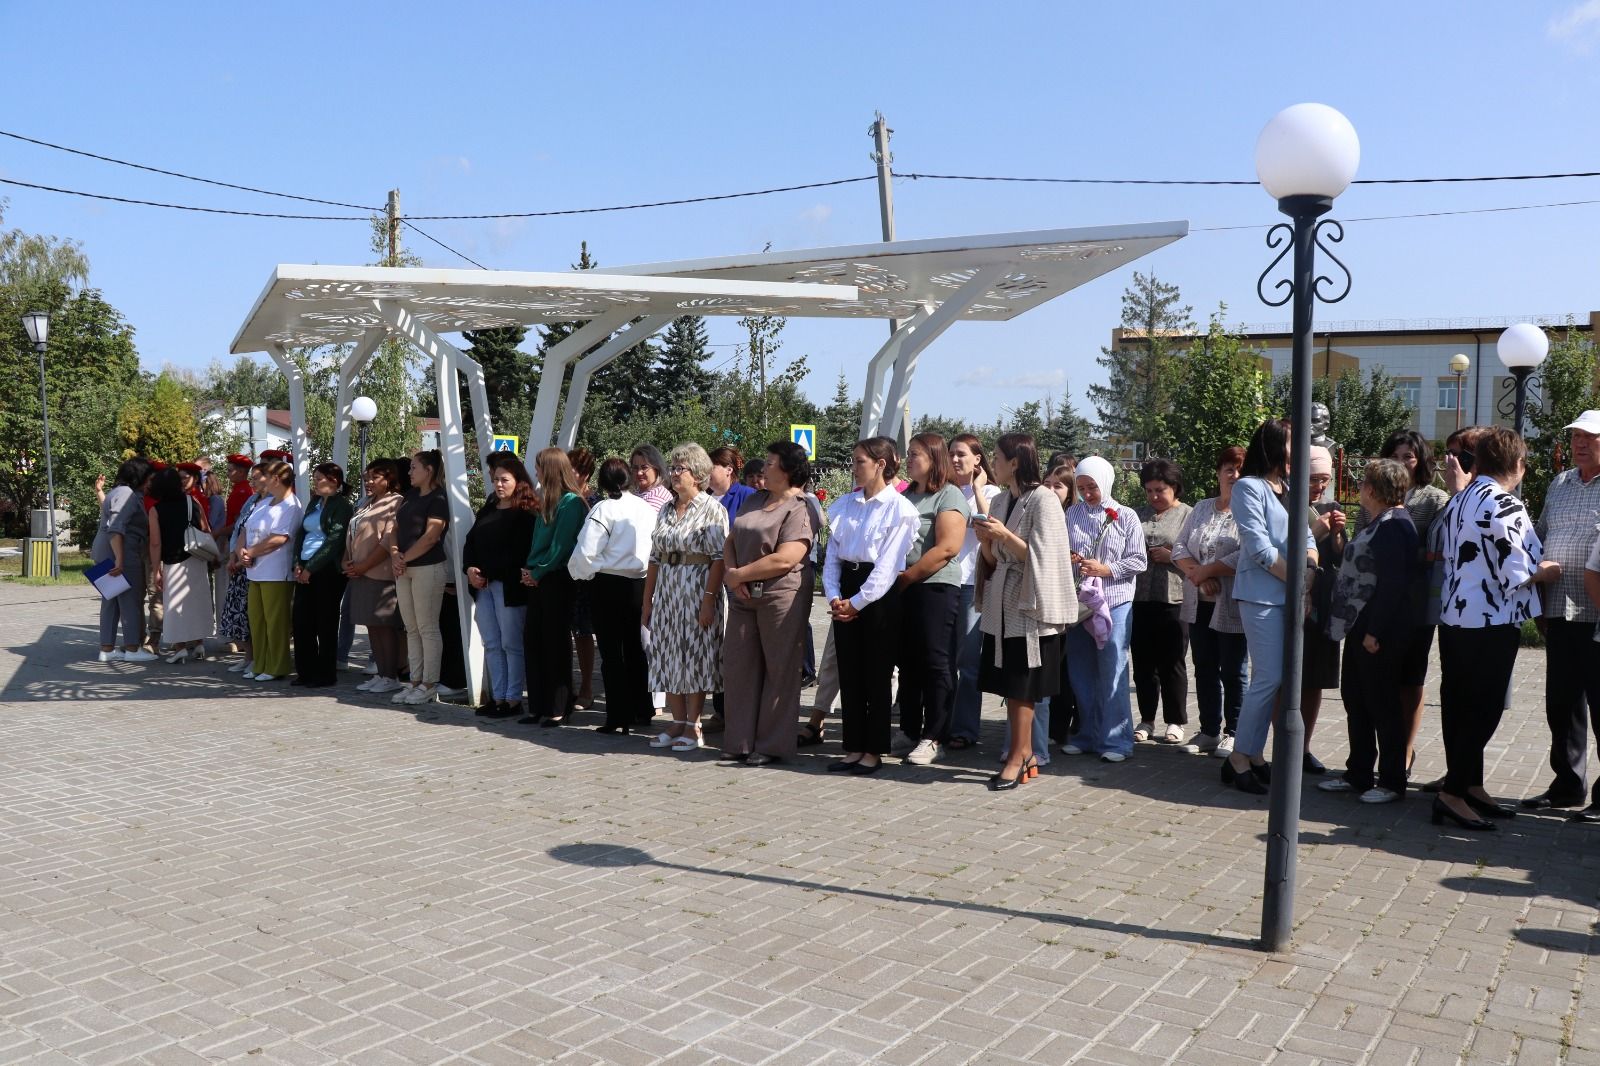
left=292, top=567, right=348, bottom=685
left=524, top=569, right=575, bottom=718
left=835, top=563, right=900, bottom=755
left=1190, top=601, right=1246, bottom=737
left=1131, top=600, right=1188, bottom=725
left=896, top=582, right=962, bottom=742
left=1542, top=619, right=1600, bottom=804
left=1438, top=623, right=1521, bottom=798
left=590, top=574, right=649, bottom=728
left=1339, top=636, right=1408, bottom=793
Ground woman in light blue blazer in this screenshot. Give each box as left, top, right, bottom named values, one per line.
left=1226, top=419, right=1318, bottom=794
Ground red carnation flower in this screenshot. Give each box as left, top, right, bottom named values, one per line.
left=816, top=489, right=828, bottom=502
left=1105, top=507, right=1119, bottom=522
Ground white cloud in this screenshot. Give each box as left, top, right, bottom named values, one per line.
left=955, top=365, right=1067, bottom=389
left=798, top=203, right=832, bottom=225
left=1548, top=0, right=1600, bottom=50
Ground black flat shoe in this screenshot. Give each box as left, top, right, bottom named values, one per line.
left=1521, top=791, right=1585, bottom=810
left=480, top=701, right=519, bottom=719
left=827, top=758, right=862, bottom=773
left=516, top=714, right=542, bottom=725
left=1223, top=760, right=1268, bottom=794
left=848, top=759, right=882, bottom=775
left=1464, top=794, right=1517, bottom=819
left=797, top=723, right=825, bottom=748
left=595, top=724, right=628, bottom=735
left=1569, top=804, right=1600, bottom=823
left=1419, top=775, right=1446, bottom=793
left=1432, top=797, right=1496, bottom=831
left=1302, top=753, right=1326, bottom=775
left=541, top=714, right=570, bottom=728
left=1254, top=761, right=1271, bottom=785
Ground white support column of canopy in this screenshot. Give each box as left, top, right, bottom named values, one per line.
left=556, top=315, right=675, bottom=450
left=375, top=304, right=489, bottom=707
left=376, top=303, right=495, bottom=462
left=331, top=328, right=385, bottom=473
left=266, top=343, right=310, bottom=488
left=877, top=265, right=1008, bottom=440
left=857, top=306, right=934, bottom=441
left=527, top=310, right=635, bottom=451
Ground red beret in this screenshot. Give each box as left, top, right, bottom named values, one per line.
left=148, top=460, right=168, bottom=471
left=260, top=449, right=292, bottom=462
left=177, top=462, right=203, bottom=475
left=226, top=453, right=253, bottom=467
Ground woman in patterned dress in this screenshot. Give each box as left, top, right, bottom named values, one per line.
left=642, top=443, right=728, bottom=753
left=220, top=464, right=266, bottom=671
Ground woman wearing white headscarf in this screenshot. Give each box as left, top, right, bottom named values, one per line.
left=1063, top=456, right=1147, bottom=762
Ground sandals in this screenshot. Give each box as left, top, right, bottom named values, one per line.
left=797, top=722, right=825, bottom=748
left=670, top=726, right=703, bottom=752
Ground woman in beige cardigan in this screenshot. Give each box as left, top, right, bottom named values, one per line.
left=974, top=433, right=1078, bottom=791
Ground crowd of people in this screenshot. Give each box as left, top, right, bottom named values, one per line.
left=85, top=409, right=1600, bottom=824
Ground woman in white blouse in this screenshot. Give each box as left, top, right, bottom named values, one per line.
left=1433, top=427, right=1561, bottom=830
left=569, top=458, right=656, bottom=735
left=822, top=437, right=920, bottom=775
left=1172, top=446, right=1247, bottom=756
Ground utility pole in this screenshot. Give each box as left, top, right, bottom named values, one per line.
left=386, top=189, right=400, bottom=266
left=869, top=112, right=897, bottom=340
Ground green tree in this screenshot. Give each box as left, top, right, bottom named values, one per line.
left=201, top=355, right=289, bottom=410
left=461, top=324, right=532, bottom=432
left=1270, top=365, right=1413, bottom=488
left=119, top=372, right=204, bottom=463
left=0, top=199, right=89, bottom=291
left=1039, top=387, right=1093, bottom=459
left=1088, top=272, right=1192, bottom=457
left=651, top=315, right=714, bottom=407
left=1524, top=323, right=1598, bottom=514
left=1167, top=308, right=1269, bottom=499
left=820, top=371, right=863, bottom=466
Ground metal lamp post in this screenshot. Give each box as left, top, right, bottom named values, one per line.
left=350, top=395, right=378, bottom=503
left=21, top=311, right=58, bottom=577
left=1253, top=103, right=1360, bottom=953
left=1497, top=324, right=1548, bottom=438
left=1449, top=352, right=1471, bottom=431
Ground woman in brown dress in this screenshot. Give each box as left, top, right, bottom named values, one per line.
left=720, top=441, right=819, bottom=765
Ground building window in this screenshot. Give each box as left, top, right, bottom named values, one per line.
left=1394, top=378, right=1421, bottom=409
left=1438, top=378, right=1460, bottom=411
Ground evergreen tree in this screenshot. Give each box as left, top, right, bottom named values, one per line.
left=819, top=371, right=862, bottom=467
left=1088, top=272, right=1192, bottom=457
left=650, top=315, right=714, bottom=409
left=461, top=324, right=533, bottom=431
left=1039, top=387, right=1093, bottom=459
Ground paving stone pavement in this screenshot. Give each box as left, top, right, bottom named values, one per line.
left=0, top=582, right=1595, bottom=1066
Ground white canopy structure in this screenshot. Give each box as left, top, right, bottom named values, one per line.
left=228, top=219, right=1185, bottom=707
left=597, top=221, right=1188, bottom=440
left=231, top=265, right=856, bottom=707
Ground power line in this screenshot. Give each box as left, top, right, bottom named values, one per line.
left=1193, top=197, right=1600, bottom=232
left=903, top=170, right=1600, bottom=187
left=402, top=176, right=876, bottom=220
left=400, top=219, right=490, bottom=269
left=0, top=128, right=380, bottom=210
left=0, top=177, right=369, bottom=220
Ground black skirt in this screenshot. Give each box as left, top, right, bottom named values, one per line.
left=979, top=631, right=1064, bottom=702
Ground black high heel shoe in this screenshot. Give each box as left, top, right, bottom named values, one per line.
left=1464, top=793, right=1517, bottom=819
left=988, top=767, right=1023, bottom=791
left=1431, top=797, right=1496, bottom=831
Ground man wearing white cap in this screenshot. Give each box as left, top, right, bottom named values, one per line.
left=1524, top=410, right=1600, bottom=820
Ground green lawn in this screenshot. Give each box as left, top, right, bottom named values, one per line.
left=0, top=540, right=93, bottom=586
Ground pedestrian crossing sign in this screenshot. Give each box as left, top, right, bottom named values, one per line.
left=790, top=424, right=816, bottom=460
left=490, top=435, right=520, bottom=455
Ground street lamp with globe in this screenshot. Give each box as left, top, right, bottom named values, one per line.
left=1252, top=102, right=1360, bottom=952
left=1497, top=324, right=1548, bottom=438
left=1449, top=352, right=1471, bottom=431
left=21, top=311, right=58, bottom=577
left=350, top=396, right=378, bottom=502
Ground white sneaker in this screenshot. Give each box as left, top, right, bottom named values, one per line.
left=120, top=649, right=158, bottom=663
left=355, top=678, right=376, bottom=692
left=1163, top=724, right=1185, bottom=743
left=1212, top=735, right=1236, bottom=758
left=229, top=660, right=252, bottom=674
left=391, top=684, right=416, bottom=704
left=434, top=685, right=466, bottom=699
left=403, top=685, right=435, bottom=705
left=905, top=739, right=940, bottom=765
left=97, top=650, right=122, bottom=663
left=366, top=677, right=402, bottom=694
left=889, top=733, right=918, bottom=757
left=1062, top=744, right=1085, bottom=756
left=1181, top=732, right=1220, bottom=754
left=364, top=662, right=379, bottom=675
left=1100, top=752, right=1128, bottom=763
left=1318, top=777, right=1355, bottom=792
left=241, top=670, right=256, bottom=680
left=253, top=673, right=278, bottom=682
left=1359, top=787, right=1400, bottom=804
left=336, top=661, right=350, bottom=672
left=1132, top=721, right=1154, bottom=742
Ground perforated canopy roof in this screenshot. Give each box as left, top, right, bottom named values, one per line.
left=229, top=264, right=857, bottom=353
left=597, top=221, right=1188, bottom=321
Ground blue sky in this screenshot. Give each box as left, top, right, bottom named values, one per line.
left=5, top=1, right=1600, bottom=428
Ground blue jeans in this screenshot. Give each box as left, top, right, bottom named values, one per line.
left=475, top=581, right=527, bottom=702
left=1236, top=601, right=1284, bottom=758
left=948, top=584, right=984, bottom=742
left=1066, top=601, right=1134, bottom=756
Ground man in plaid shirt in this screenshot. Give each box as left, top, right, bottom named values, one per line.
left=1525, top=410, right=1600, bottom=821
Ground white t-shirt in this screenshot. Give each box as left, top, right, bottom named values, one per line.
left=956, top=482, right=1004, bottom=586
left=245, top=495, right=305, bottom=582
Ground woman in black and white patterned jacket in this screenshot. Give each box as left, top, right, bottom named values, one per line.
left=1432, top=426, right=1562, bottom=831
